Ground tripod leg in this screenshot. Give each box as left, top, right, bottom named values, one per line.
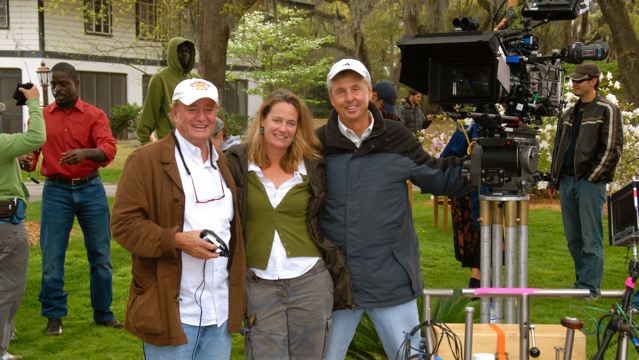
left=616, top=332, right=628, bottom=360
left=592, top=317, right=622, bottom=360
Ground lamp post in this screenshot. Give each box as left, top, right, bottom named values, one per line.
left=36, top=60, right=50, bottom=106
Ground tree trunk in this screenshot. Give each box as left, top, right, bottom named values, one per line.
left=403, top=0, right=421, bottom=35
left=424, top=0, right=449, bottom=33
left=598, top=0, right=639, bottom=104
left=350, top=0, right=372, bottom=70
left=196, top=0, right=257, bottom=105
left=197, top=0, right=230, bottom=104
left=578, top=12, right=589, bottom=43
left=476, top=0, right=498, bottom=30
left=395, top=0, right=422, bottom=84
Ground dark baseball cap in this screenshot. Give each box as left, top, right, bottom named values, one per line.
left=373, top=80, right=398, bottom=115
left=568, top=63, right=601, bottom=81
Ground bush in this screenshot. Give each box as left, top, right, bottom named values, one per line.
left=109, top=103, right=141, bottom=139
left=219, top=110, right=249, bottom=136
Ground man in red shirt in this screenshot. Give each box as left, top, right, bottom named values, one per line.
left=33, top=62, right=121, bottom=336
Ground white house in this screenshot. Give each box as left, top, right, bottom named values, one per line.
left=0, top=0, right=260, bottom=133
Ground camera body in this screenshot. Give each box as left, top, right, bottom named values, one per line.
left=13, top=82, right=34, bottom=106
left=199, top=229, right=229, bottom=257
left=397, top=0, right=607, bottom=194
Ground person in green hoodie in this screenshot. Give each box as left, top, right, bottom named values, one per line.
left=137, top=37, right=199, bottom=145
left=1, top=85, right=46, bottom=360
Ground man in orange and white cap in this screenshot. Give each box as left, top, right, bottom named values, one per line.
left=111, top=79, right=246, bottom=360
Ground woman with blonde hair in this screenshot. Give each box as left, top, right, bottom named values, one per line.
left=226, top=89, right=350, bottom=359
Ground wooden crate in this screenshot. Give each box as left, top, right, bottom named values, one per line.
left=434, top=323, right=586, bottom=360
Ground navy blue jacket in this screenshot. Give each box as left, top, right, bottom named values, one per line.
left=316, top=104, right=472, bottom=308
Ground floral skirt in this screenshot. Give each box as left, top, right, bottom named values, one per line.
left=450, top=194, right=481, bottom=269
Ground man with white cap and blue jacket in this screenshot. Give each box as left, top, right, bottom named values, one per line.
left=317, top=59, right=472, bottom=359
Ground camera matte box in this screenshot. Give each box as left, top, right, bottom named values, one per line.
left=397, top=31, right=509, bottom=104
left=608, top=180, right=639, bottom=247
left=522, top=0, right=588, bottom=21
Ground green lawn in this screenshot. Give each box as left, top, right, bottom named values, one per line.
left=8, top=194, right=631, bottom=359
left=99, top=140, right=138, bottom=184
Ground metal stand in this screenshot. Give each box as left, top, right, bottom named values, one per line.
left=423, top=288, right=625, bottom=360
left=479, top=194, right=529, bottom=323
left=592, top=243, right=639, bottom=360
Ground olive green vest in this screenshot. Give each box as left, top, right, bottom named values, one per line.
left=245, top=171, right=321, bottom=269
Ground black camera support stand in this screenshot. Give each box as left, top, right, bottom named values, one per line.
left=592, top=242, right=639, bottom=360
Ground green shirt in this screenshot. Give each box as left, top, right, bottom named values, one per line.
left=245, top=171, right=321, bottom=269
left=0, top=98, right=46, bottom=202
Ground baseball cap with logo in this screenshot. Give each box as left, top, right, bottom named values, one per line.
left=326, top=59, right=372, bottom=88
left=172, top=79, right=219, bottom=105
left=568, top=63, right=601, bottom=81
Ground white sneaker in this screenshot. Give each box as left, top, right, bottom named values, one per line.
left=2, top=352, right=23, bottom=360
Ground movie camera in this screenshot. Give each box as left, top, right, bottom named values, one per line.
left=397, top=0, right=609, bottom=194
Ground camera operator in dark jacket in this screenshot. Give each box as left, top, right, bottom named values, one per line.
left=549, top=63, right=623, bottom=300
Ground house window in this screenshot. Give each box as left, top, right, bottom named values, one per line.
left=0, top=69, right=23, bottom=134
left=225, top=80, right=248, bottom=116
left=136, top=0, right=157, bottom=40
left=77, top=71, right=127, bottom=117
left=0, top=0, right=8, bottom=29
left=84, top=0, right=112, bottom=35
left=142, top=74, right=151, bottom=102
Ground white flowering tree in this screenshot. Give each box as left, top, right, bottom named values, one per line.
left=227, top=6, right=334, bottom=106
left=538, top=71, right=639, bottom=191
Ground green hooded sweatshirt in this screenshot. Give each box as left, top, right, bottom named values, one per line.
left=137, top=37, right=199, bottom=145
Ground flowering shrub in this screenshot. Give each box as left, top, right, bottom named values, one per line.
left=415, top=114, right=457, bottom=157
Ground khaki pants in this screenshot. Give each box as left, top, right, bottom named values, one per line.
left=244, top=260, right=333, bottom=360
left=0, top=222, right=29, bottom=356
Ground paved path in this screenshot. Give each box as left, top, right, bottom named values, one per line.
left=26, top=182, right=117, bottom=201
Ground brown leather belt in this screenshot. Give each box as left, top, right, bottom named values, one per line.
left=47, top=171, right=99, bottom=186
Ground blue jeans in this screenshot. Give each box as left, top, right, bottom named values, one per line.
left=38, top=177, right=115, bottom=322
left=143, top=322, right=231, bottom=360
left=559, top=175, right=606, bottom=295
left=324, top=299, right=421, bottom=360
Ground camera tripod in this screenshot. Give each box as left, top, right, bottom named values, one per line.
left=591, top=242, right=639, bottom=360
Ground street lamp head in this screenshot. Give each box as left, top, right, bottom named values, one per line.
left=36, top=60, right=50, bottom=86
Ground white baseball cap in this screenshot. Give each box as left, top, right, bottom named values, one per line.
left=326, top=59, right=371, bottom=88
left=172, top=78, right=219, bottom=105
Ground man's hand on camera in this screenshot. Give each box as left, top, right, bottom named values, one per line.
left=175, top=230, right=219, bottom=260
left=18, top=153, right=35, bottom=172
left=19, top=85, right=40, bottom=100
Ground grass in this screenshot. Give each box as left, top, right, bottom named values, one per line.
left=9, top=193, right=632, bottom=359
left=98, top=140, right=138, bottom=184
left=10, top=143, right=634, bottom=359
